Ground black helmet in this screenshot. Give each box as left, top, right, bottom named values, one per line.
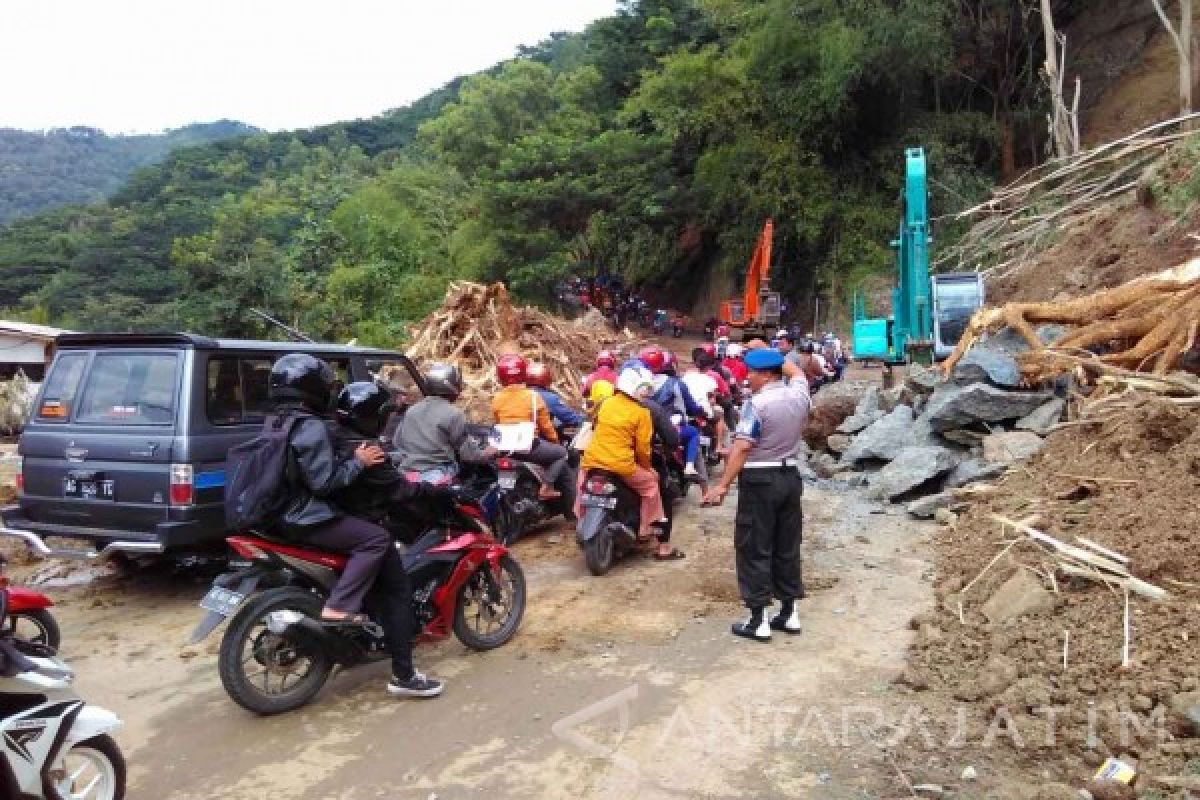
left=335, top=381, right=394, bottom=437
left=269, top=353, right=335, bottom=413
left=424, top=363, right=463, bottom=401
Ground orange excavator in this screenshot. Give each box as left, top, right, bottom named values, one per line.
left=718, top=219, right=782, bottom=342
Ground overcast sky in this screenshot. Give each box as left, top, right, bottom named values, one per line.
left=1, top=0, right=620, bottom=134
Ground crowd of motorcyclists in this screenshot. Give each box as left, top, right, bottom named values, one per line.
left=232, top=286, right=851, bottom=701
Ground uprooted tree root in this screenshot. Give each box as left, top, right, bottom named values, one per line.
left=943, top=259, right=1200, bottom=387
left=400, top=281, right=643, bottom=420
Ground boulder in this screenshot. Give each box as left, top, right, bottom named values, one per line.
left=871, top=446, right=960, bottom=500
left=877, top=386, right=912, bottom=413
left=944, top=458, right=1006, bottom=489
left=837, top=410, right=885, bottom=434
left=810, top=452, right=840, bottom=480
left=922, top=384, right=1055, bottom=432
left=1015, top=397, right=1066, bottom=434
left=906, top=492, right=959, bottom=519
left=952, top=348, right=1021, bottom=388
left=1168, top=691, right=1200, bottom=735
left=940, top=428, right=987, bottom=447
left=982, top=324, right=1068, bottom=357
left=826, top=433, right=853, bottom=454
left=841, top=406, right=935, bottom=464
left=905, top=364, right=942, bottom=395
left=982, top=431, right=1045, bottom=465
left=803, top=381, right=871, bottom=451
left=980, top=569, right=1056, bottom=623
left=854, top=386, right=881, bottom=416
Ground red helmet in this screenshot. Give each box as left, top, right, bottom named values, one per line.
left=496, top=354, right=528, bottom=386
left=638, top=346, right=666, bottom=374
left=526, top=362, right=552, bottom=388
left=596, top=350, right=616, bottom=369
left=701, top=343, right=717, bottom=359
left=716, top=324, right=730, bottom=337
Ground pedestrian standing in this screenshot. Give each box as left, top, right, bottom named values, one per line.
left=702, top=348, right=811, bottom=642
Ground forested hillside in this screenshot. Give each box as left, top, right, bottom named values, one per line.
left=0, top=0, right=1082, bottom=343
left=0, top=121, right=258, bottom=225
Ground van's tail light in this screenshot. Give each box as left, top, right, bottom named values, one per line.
left=169, top=464, right=194, bottom=506
left=14, top=456, right=23, bottom=496
left=497, top=458, right=514, bottom=470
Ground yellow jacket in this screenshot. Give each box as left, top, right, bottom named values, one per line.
left=580, top=392, right=652, bottom=478
left=492, top=385, right=558, bottom=443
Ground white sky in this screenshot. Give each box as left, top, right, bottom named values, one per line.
left=1, top=0, right=620, bottom=134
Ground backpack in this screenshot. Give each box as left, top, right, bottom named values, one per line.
left=224, top=413, right=302, bottom=530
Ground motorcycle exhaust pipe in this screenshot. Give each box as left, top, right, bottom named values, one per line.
left=265, top=611, right=371, bottom=663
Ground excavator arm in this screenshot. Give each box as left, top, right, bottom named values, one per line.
left=720, top=219, right=776, bottom=331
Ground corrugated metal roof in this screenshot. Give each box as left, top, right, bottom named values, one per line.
left=0, top=320, right=73, bottom=340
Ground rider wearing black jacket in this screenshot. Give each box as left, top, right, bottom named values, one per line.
left=269, top=356, right=442, bottom=699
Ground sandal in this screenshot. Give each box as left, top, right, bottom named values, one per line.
left=653, top=548, right=686, bottom=561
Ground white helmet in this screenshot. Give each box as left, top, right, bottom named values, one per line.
left=776, top=329, right=788, bottom=339
left=616, top=366, right=655, bottom=399
left=727, top=343, right=745, bottom=358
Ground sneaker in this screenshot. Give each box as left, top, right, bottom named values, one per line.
left=769, top=608, right=802, bottom=634
left=387, top=671, right=444, bottom=698
left=731, top=612, right=771, bottom=643
left=684, top=463, right=698, bottom=477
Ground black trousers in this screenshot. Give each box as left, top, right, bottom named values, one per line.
left=300, top=516, right=416, bottom=678
left=734, top=467, right=804, bottom=608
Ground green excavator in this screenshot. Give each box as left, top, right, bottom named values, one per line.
left=852, top=148, right=985, bottom=367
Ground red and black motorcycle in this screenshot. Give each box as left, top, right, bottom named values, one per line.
left=190, top=497, right=524, bottom=715
left=0, top=554, right=59, bottom=649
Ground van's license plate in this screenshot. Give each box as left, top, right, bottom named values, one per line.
left=498, top=472, right=517, bottom=489
left=63, top=476, right=115, bottom=500
left=199, top=587, right=246, bottom=617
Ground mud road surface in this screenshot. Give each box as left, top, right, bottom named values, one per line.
left=24, top=481, right=934, bottom=799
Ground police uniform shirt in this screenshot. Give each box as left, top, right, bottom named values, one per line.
left=735, top=380, right=811, bottom=460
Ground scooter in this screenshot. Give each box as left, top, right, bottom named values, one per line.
left=191, top=495, right=525, bottom=715
left=456, top=426, right=579, bottom=545
left=0, top=554, right=60, bottom=649
left=575, top=445, right=681, bottom=576
left=0, top=588, right=126, bottom=800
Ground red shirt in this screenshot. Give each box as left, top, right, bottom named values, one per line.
left=723, top=357, right=748, bottom=383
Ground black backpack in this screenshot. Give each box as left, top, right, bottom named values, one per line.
left=224, top=413, right=301, bottom=530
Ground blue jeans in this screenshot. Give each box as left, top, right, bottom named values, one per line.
left=678, top=423, right=700, bottom=465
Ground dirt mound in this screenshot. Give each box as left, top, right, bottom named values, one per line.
left=897, top=396, right=1200, bottom=788
left=402, top=281, right=643, bottom=420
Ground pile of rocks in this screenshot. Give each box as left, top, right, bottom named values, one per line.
left=807, top=337, right=1066, bottom=518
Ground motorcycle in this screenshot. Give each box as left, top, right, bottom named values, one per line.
left=456, top=425, right=579, bottom=545
left=671, top=319, right=684, bottom=338
left=0, top=555, right=60, bottom=650
left=191, top=495, right=525, bottom=715
left=575, top=443, right=683, bottom=576
left=0, top=588, right=126, bottom=800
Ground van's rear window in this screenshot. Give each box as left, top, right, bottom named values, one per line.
left=76, top=354, right=179, bottom=425
left=36, top=352, right=88, bottom=421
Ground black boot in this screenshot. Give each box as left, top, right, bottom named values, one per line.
left=731, top=607, right=771, bottom=642
left=769, top=599, right=802, bottom=634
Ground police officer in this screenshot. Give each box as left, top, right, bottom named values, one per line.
left=702, top=348, right=811, bottom=642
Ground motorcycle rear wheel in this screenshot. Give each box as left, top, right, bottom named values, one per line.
left=218, top=588, right=332, bottom=715
left=51, top=734, right=126, bottom=800
left=583, top=529, right=615, bottom=576
left=454, top=555, right=526, bottom=650
left=9, top=608, right=61, bottom=650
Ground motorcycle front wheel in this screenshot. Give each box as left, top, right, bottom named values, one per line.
left=454, top=555, right=526, bottom=650
left=51, top=734, right=126, bottom=800
left=218, top=588, right=332, bottom=715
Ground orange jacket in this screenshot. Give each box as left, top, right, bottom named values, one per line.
left=492, top=385, right=558, bottom=443
left=580, top=392, right=652, bottom=478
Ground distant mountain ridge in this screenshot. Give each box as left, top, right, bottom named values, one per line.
left=0, top=120, right=260, bottom=225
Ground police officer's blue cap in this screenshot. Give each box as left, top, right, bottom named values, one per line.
left=744, top=348, right=786, bottom=370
